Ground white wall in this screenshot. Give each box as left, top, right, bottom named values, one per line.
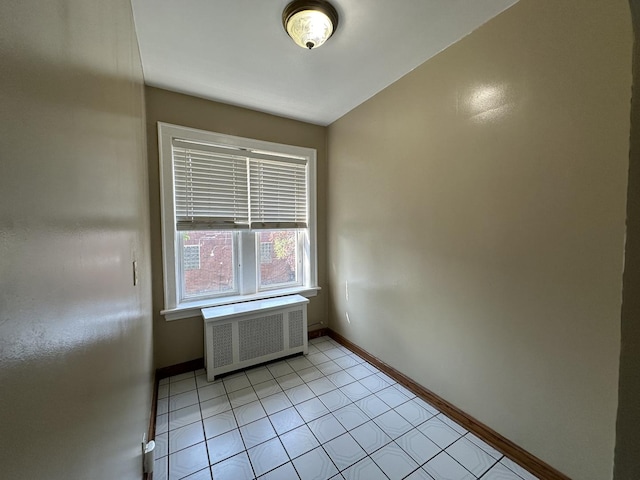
left=0, top=1, right=153, bottom=478
left=327, top=1, right=632, bottom=478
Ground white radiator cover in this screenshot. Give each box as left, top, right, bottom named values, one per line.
left=201, top=295, right=309, bottom=381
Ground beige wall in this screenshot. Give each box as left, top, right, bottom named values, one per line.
left=327, top=1, right=632, bottom=479
left=145, top=87, right=328, bottom=368
left=0, top=1, right=153, bottom=479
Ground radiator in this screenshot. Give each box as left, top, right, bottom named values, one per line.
left=201, top=295, right=309, bottom=381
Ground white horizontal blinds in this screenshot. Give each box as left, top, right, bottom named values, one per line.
left=172, top=139, right=249, bottom=230
left=249, top=157, right=308, bottom=229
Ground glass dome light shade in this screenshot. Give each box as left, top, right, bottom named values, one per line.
left=283, top=0, right=339, bottom=50
left=286, top=10, right=333, bottom=49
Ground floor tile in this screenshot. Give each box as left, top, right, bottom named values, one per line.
left=240, top=416, right=277, bottom=449
left=169, top=390, right=200, bottom=412
left=392, top=383, right=417, bottom=399
left=223, top=373, right=251, bottom=393
left=465, top=432, right=502, bottom=459
left=169, top=404, right=202, bottom=431
left=169, top=442, right=209, bottom=480
left=260, top=461, right=299, bottom=480
left=197, top=382, right=226, bottom=402
left=157, top=413, right=169, bottom=435
left=373, top=409, right=413, bottom=439
left=261, top=391, right=293, bottom=415
left=333, top=404, right=369, bottom=430
left=483, top=462, right=527, bottom=480
left=314, top=341, right=335, bottom=352
left=395, top=399, right=435, bottom=426
left=267, top=361, right=295, bottom=378
left=326, top=371, right=357, bottom=388
left=436, top=413, right=467, bottom=435
left=418, top=417, right=463, bottom=449
left=210, top=452, right=253, bottom=480
left=170, top=377, right=198, bottom=396
left=375, top=372, right=396, bottom=385
left=347, top=354, right=366, bottom=364
left=323, top=433, right=366, bottom=471
left=348, top=420, right=391, bottom=455
left=404, top=467, right=434, bottom=480
left=200, top=395, right=232, bottom=419
left=344, top=365, right=373, bottom=381
left=153, top=337, right=541, bottom=480
left=229, top=386, right=259, bottom=408
left=169, top=421, right=205, bottom=454
left=154, top=455, right=168, bottom=480
left=308, top=352, right=331, bottom=365
left=357, top=374, right=390, bottom=393
left=412, top=397, right=439, bottom=416
left=500, top=457, right=540, bottom=480
left=277, top=372, right=305, bottom=390
left=317, top=361, right=343, bottom=376
left=355, top=394, right=391, bottom=419
left=375, top=386, right=410, bottom=408
left=234, top=400, right=267, bottom=426
left=307, top=414, right=347, bottom=443
left=269, top=406, right=305, bottom=435
left=342, top=457, right=387, bottom=480
left=319, top=389, right=352, bottom=412
left=195, top=374, right=214, bottom=389
left=246, top=366, right=274, bottom=385
left=293, top=446, right=339, bottom=480
left=298, top=366, right=325, bottom=382
left=396, top=428, right=440, bottom=465
left=203, top=410, right=237, bottom=439
left=323, top=347, right=348, bottom=360
left=170, top=372, right=195, bottom=383
left=280, top=424, right=320, bottom=459
left=339, top=382, right=370, bottom=402
left=248, top=437, right=289, bottom=477
left=423, top=452, right=474, bottom=480
left=371, top=441, right=419, bottom=479
left=155, top=432, right=169, bottom=458
left=157, top=397, right=169, bottom=416
left=307, top=377, right=338, bottom=396
left=207, top=429, right=245, bottom=465
left=288, top=355, right=314, bottom=371
left=285, top=384, right=316, bottom=405
left=296, top=397, right=330, bottom=422
left=158, top=379, right=169, bottom=398
left=361, top=362, right=379, bottom=373
left=183, top=467, right=212, bottom=480
left=333, top=355, right=360, bottom=370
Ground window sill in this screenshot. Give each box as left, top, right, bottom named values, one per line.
left=160, top=286, right=321, bottom=321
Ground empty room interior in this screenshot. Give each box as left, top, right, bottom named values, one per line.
left=2, top=0, right=640, bottom=479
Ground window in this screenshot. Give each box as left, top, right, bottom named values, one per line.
left=158, top=123, right=318, bottom=319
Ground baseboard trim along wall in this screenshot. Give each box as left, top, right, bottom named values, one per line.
left=327, top=329, right=570, bottom=480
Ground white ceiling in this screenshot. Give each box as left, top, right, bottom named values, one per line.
left=131, top=0, right=518, bottom=126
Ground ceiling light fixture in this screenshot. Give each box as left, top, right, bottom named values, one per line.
left=282, top=0, right=339, bottom=50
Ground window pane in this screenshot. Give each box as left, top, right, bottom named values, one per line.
left=258, top=230, right=300, bottom=289
left=180, top=231, right=236, bottom=299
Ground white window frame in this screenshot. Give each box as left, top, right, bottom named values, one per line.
left=158, top=122, right=319, bottom=320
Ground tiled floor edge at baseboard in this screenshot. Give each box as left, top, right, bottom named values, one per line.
left=326, top=328, right=571, bottom=480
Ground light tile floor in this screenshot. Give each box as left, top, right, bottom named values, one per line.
left=153, top=336, right=540, bottom=480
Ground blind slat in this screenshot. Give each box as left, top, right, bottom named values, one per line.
left=171, top=139, right=308, bottom=230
